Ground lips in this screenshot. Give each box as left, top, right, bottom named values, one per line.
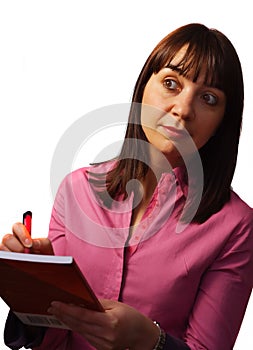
left=161, top=125, right=188, bottom=140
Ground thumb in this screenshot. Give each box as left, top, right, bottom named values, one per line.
left=31, top=238, right=54, bottom=255
left=99, top=299, right=121, bottom=310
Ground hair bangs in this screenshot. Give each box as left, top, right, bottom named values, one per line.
left=152, top=29, right=226, bottom=91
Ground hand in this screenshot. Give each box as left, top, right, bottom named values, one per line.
left=47, top=299, right=160, bottom=350
left=0, top=222, right=54, bottom=255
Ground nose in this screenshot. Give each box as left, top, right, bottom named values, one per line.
left=169, top=91, right=195, bottom=121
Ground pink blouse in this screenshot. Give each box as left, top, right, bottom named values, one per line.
left=35, top=162, right=253, bottom=350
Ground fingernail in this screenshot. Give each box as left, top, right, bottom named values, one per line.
left=24, top=238, right=32, bottom=247
left=51, top=301, right=60, bottom=307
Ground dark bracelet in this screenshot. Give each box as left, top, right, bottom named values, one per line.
left=153, top=321, right=166, bottom=350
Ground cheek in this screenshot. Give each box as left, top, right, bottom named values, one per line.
left=208, top=111, right=225, bottom=136
left=142, top=79, right=167, bottom=111
left=194, top=118, right=222, bottom=149
left=141, top=90, right=163, bottom=146
left=141, top=104, right=161, bottom=132
left=142, top=125, right=156, bottom=143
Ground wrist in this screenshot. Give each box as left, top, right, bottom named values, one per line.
left=153, top=321, right=166, bottom=350
left=133, top=317, right=161, bottom=350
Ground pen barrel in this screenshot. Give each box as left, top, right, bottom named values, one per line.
left=23, top=211, right=32, bottom=236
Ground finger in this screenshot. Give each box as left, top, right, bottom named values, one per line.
left=49, top=301, right=111, bottom=327
left=100, top=299, right=120, bottom=310
left=48, top=302, right=93, bottom=323
left=47, top=302, right=109, bottom=332
left=47, top=303, right=114, bottom=349
left=12, top=222, right=32, bottom=248
left=48, top=303, right=95, bottom=331
left=0, top=241, right=12, bottom=251
left=1, top=233, right=27, bottom=252
left=12, top=223, right=54, bottom=255
left=30, top=238, right=54, bottom=255
left=48, top=302, right=120, bottom=342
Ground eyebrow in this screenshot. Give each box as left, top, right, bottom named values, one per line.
left=165, top=64, right=183, bottom=74
left=165, top=63, right=224, bottom=91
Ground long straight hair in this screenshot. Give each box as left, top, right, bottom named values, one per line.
left=91, top=23, right=244, bottom=223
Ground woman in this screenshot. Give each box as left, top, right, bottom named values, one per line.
left=1, top=23, right=253, bottom=350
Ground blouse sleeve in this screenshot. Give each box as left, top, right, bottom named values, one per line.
left=4, top=311, right=46, bottom=349
left=183, top=212, right=253, bottom=349
left=164, top=333, right=191, bottom=349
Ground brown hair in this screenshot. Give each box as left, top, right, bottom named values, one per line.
left=91, top=23, right=244, bottom=223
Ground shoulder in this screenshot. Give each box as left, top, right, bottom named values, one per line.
left=228, top=191, right=253, bottom=224
left=54, top=161, right=118, bottom=205
left=219, top=191, right=253, bottom=256
left=61, top=160, right=117, bottom=188
left=207, top=190, right=253, bottom=246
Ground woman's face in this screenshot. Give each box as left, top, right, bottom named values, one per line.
left=141, top=47, right=226, bottom=167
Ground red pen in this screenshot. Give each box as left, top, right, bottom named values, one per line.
left=23, top=211, right=32, bottom=252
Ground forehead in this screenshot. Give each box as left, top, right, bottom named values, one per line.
left=169, top=45, right=188, bottom=66
left=167, top=45, right=208, bottom=85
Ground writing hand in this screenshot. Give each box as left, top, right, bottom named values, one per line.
left=0, top=222, right=53, bottom=255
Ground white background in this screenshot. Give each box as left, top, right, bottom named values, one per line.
left=0, top=0, right=252, bottom=348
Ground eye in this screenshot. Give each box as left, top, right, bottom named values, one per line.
left=202, top=93, right=217, bottom=106
left=163, top=78, right=178, bottom=91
